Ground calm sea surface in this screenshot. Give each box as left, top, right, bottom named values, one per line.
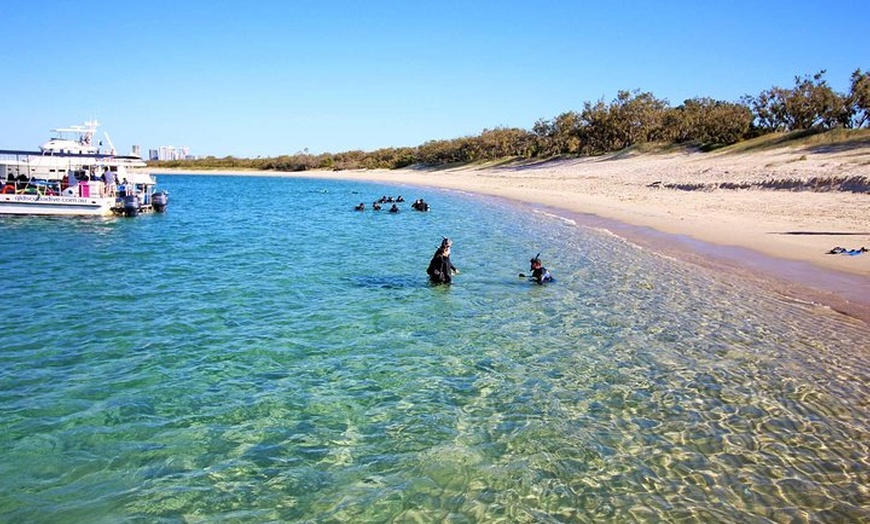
left=1, top=174, right=868, bottom=523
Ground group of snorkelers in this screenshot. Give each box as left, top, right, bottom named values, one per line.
left=426, top=238, right=554, bottom=285
left=352, top=195, right=551, bottom=285
left=354, top=195, right=429, bottom=213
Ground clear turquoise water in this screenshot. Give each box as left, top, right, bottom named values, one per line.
left=1, top=174, right=868, bottom=523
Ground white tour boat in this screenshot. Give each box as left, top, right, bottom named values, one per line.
left=0, top=121, right=168, bottom=216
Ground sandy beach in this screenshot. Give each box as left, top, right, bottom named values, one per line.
left=150, top=143, right=870, bottom=322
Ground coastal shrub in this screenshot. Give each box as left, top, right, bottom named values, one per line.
left=849, top=69, right=870, bottom=128
left=665, top=98, right=753, bottom=146
left=743, top=70, right=854, bottom=132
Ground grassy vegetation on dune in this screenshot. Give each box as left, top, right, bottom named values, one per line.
left=720, top=129, right=870, bottom=154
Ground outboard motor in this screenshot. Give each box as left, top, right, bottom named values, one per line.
left=123, top=194, right=140, bottom=217
left=151, top=191, right=169, bottom=213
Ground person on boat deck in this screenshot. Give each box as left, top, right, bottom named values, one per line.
left=529, top=255, right=553, bottom=284
left=103, top=168, right=116, bottom=190
left=427, top=237, right=459, bottom=284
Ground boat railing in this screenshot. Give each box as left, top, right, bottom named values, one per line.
left=0, top=148, right=127, bottom=160
left=1, top=178, right=113, bottom=198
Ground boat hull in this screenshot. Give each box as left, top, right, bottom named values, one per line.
left=0, top=193, right=116, bottom=216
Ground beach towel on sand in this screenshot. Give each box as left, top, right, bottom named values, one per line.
left=826, top=246, right=868, bottom=256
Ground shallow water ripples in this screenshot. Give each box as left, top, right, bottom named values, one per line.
left=1, top=177, right=868, bottom=522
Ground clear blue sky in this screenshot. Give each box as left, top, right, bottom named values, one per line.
left=3, top=1, right=867, bottom=158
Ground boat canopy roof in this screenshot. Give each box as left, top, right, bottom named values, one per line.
left=40, top=121, right=100, bottom=154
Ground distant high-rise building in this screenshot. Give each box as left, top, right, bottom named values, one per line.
left=148, top=145, right=193, bottom=161
left=132, top=145, right=141, bottom=158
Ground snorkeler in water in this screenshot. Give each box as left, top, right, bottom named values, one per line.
left=427, top=237, right=458, bottom=284
left=522, top=253, right=553, bottom=284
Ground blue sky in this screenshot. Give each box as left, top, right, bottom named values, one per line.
left=3, top=1, right=867, bottom=158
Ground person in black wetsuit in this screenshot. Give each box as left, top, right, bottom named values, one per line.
left=427, top=238, right=458, bottom=284
left=529, top=255, right=553, bottom=284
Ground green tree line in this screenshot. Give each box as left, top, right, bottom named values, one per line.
left=150, top=68, right=870, bottom=171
